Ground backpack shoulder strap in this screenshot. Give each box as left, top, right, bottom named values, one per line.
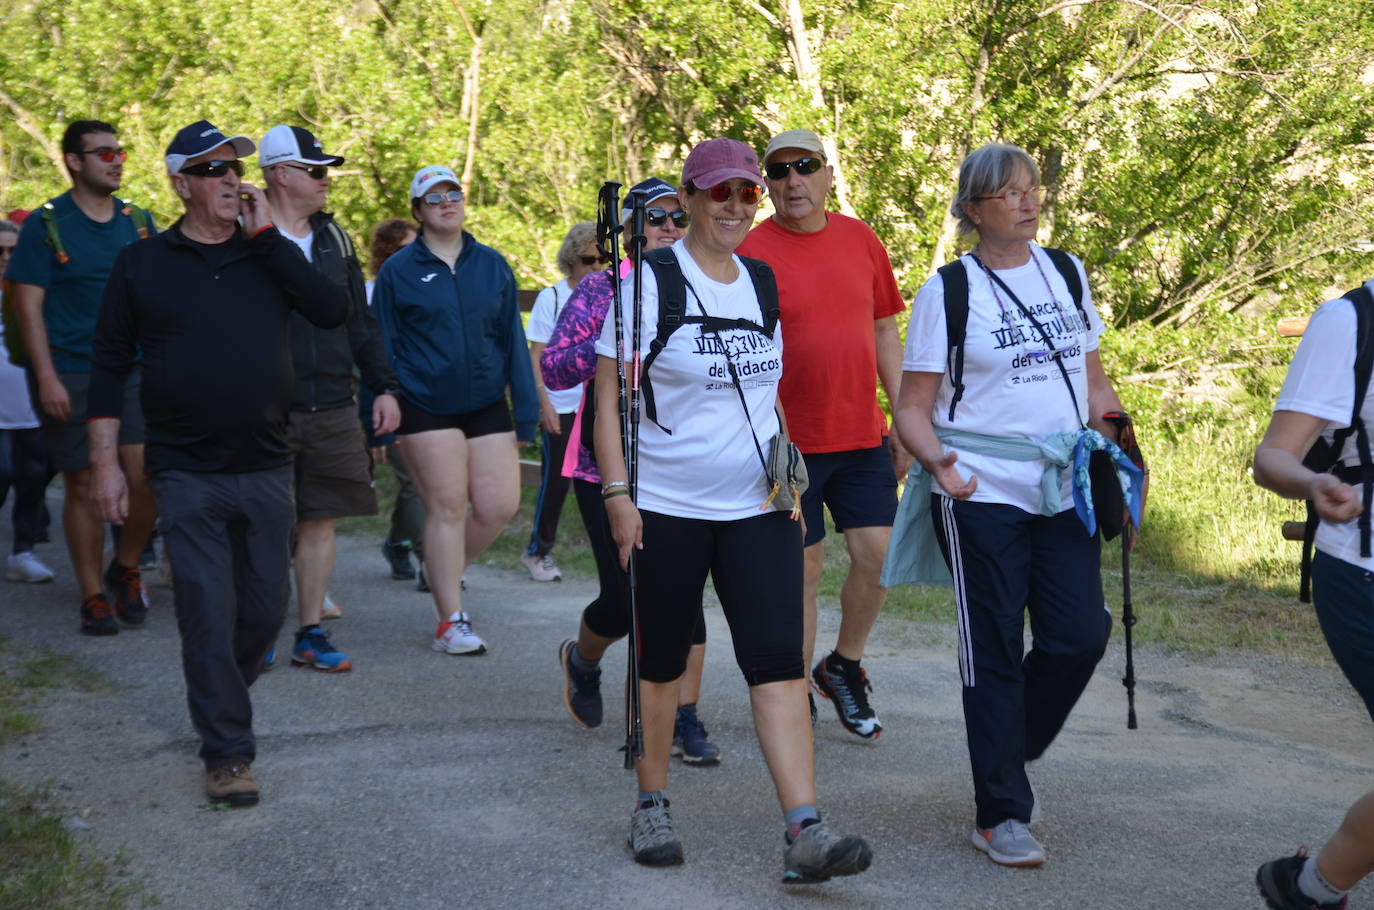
left=639, top=246, right=687, bottom=432
left=738, top=254, right=779, bottom=336
left=937, top=258, right=969, bottom=421
left=116, top=198, right=152, bottom=240
left=324, top=219, right=357, bottom=262
left=1042, top=246, right=1087, bottom=324
left=39, top=202, right=69, bottom=264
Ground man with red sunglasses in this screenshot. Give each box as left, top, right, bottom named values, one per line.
left=6, top=119, right=159, bottom=635
left=738, top=129, right=911, bottom=743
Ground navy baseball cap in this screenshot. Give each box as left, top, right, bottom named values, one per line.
left=165, top=120, right=255, bottom=175
left=620, top=177, right=678, bottom=223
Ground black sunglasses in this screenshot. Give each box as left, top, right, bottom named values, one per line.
left=284, top=163, right=328, bottom=180
left=646, top=207, right=689, bottom=228
left=180, top=159, right=244, bottom=179
left=578, top=254, right=609, bottom=266
left=764, top=156, right=823, bottom=181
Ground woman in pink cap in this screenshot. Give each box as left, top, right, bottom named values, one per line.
left=592, top=137, right=872, bottom=882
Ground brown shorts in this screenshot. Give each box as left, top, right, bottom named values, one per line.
left=285, top=405, right=377, bottom=521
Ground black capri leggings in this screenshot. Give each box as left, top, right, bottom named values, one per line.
left=634, top=508, right=804, bottom=686
left=573, top=478, right=706, bottom=646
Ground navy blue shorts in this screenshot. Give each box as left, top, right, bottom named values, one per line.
left=799, top=441, right=898, bottom=547
left=1312, top=550, right=1374, bottom=724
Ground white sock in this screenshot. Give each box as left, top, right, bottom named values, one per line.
left=1298, top=855, right=1349, bottom=905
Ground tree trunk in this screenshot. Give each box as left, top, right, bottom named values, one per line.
left=780, top=0, right=855, bottom=217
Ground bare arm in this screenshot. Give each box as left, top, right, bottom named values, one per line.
left=874, top=315, right=914, bottom=477
left=892, top=370, right=976, bottom=499
left=11, top=282, right=71, bottom=421
left=593, top=354, right=641, bottom=568
left=1084, top=350, right=1126, bottom=443
left=1255, top=409, right=1363, bottom=523
left=88, top=417, right=127, bottom=524
left=529, top=340, right=560, bottom=435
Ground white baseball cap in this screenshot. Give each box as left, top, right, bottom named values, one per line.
left=259, top=125, right=345, bottom=167
left=409, top=165, right=461, bottom=199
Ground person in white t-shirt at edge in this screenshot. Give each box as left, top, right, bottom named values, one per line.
left=520, top=221, right=605, bottom=582
left=1253, top=283, right=1374, bottom=910
left=595, top=136, right=872, bottom=882
left=0, top=218, right=54, bottom=583
left=890, top=142, right=1136, bottom=869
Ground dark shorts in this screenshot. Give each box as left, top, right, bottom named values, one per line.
left=799, top=441, right=898, bottom=547
left=285, top=405, right=377, bottom=521
left=1311, top=550, right=1374, bottom=724
left=33, top=369, right=146, bottom=474
left=397, top=396, right=512, bottom=439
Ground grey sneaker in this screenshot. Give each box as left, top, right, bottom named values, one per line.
left=628, top=795, right=684, bottom=866
left=971, top=819, right=1045, bottom=867
left=782, top=820, right=873, bottom=883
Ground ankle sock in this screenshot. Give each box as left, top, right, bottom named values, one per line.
left=827, top=651, right=861, bottom=675
left=1299, top=855, right=1349, bottom=905
left=785, top=805, right=820, bottom=840
left=569, top=645, right=599, bottom=672
left=637, top=789, right=666, bottom=809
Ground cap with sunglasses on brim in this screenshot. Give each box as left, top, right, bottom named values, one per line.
left=763, top=129, right=827, bottom=167
left=165, top=120, right=255, bottom=175
left=410, top=165, right=461, bottom=200
left=681, top=138, right=762, bottom=190
left=259, top=124, right=345, bottom=168
left=620, top=177, right=678, bottom=223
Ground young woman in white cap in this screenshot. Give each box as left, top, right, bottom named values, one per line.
left=371, top=166, right=538, bottom=656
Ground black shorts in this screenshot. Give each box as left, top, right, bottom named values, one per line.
left=396, top=396, right=512, bottom=438
left=799, top=441, right=898, bottom=547
left=32, top=369, right=146, bottom=474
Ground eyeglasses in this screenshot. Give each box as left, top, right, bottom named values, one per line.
left=703, top=183, right=764, bottom=205
left=76, top=146, right=128, bottom=164
left=764, top=157, right=823, bottom=181
left=646, top=207, right=690, bottom=228
left=421, top=190, right=464, bottom=206
left=179, top=159, right=244, bottom=179
left=976, top=186, right=1044, bottom=207
left=284, top=164, right=328, bottom=180
left=578, top=254, right=609, bottom=266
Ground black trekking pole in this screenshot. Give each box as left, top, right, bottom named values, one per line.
left=1122, top=529, right=1138, bottom=729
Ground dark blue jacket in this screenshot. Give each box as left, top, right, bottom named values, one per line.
left=372, top=231, right=536, bottom=441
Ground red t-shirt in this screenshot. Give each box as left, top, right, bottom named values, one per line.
left=738, top=213, right=905, bottom=453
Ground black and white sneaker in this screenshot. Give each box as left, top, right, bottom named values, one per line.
left=811, top=653, right=882, bottom=740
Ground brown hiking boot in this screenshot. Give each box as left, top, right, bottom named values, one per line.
left=79, top=594, right=119, bottom=636
left=206, top=761, right=259, bottom=807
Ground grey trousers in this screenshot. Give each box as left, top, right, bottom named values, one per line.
left=151, top=467, right=294, bottom=770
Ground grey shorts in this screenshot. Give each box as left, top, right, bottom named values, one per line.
left=33, top=369, right=146, bottom=474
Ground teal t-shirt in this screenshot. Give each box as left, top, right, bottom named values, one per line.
left=4, top=191, right=155, bottom=373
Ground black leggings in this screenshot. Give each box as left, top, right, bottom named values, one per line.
left=634, top=508, right=804, bottom=686
left=0, top=427, right=50, bottom=554
left=573, top=479, right=706, bottom=646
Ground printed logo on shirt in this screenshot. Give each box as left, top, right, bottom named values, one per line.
left=420, top=273, right=437, bottom=283
left=988, top=294, right=1089, bottom=384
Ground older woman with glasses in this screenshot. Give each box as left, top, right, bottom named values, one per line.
left=592, top=139, right=872, bottom=882
left=891, top=142, right=1136, bottom=868
left=371, top=166, right=537, bottom=657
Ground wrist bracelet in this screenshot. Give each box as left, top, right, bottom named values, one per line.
left=602, top=480, right=628, bottom=495
left=250, top=222, right=275, bottom=239
left=603, top=488, right=630, bottom=501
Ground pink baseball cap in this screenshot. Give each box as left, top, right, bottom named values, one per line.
left=680, top=138, right=762, bottom=189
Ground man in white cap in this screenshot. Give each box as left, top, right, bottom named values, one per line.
left=88, top=120, right=347, bottom=807
left=738, top=128, right=911, bottom=741
left=256, top=124, right=400, bottom=675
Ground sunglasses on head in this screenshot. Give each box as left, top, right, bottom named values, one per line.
left=764, top=156, right=823, bottom=181
left=703, top=183, right=763, bottom=205
left=578, top=254, right=609, bottom=266
left=284, top=163, right=328, bottom=180
left=422, top=190, right=464, bottom=205
left=646, top=207, right=689, bottom=228
left=180, top=159, right=244, bottom=179
left=76, top=146, right=128, bottom=164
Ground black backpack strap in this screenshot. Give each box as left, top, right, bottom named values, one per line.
left=937, top=259, right=970, bottom=421
left=738, top=255, right=779, bottom=337
left=640, top=247, right=688, bottom=433
left=1042, top=247, right=1087, bottom=326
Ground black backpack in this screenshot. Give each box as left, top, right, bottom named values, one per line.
left=937, top=247, right=1087, bottom=421
left=1298, top=285, right=1374, bottom=602
left=582, top=247, right=779, bottom=449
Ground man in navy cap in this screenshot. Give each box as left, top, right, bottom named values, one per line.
left=256, top=124, right=399, bottom=675
left=88, top=120, right=347, bottom=807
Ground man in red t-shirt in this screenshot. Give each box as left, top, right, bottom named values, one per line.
left=738, top=129, right=912, bottom=741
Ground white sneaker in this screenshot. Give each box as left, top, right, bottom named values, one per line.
left=520, top=552, right=562, bottom=582
left=432, top=612, right=487, bottom=655
left=5, top=551, right=54, bottom=583
left=321, top=592, right=343, bottom=620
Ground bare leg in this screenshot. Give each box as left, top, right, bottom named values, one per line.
left=575, top=619, right=618, bottom=661
left=463, top=431, right=520, bottom=570
left=833, top=525, right=891, bottom=662
left=63, top=469, right=103, bottom=599
left=802, top=542, right=824, bottom=669
left=1318, top=790, right=1374, bottom=890
left=293, top=518, right=335, bottom=628
left=750, top=678, right=816, bottom=812
left=114, top=444, right=157, bottom=568
left=635, top=678, right=681, bottom=793
left=678, top=643, right=706, bottom=706
left=399, top=430, right=471, bottom=623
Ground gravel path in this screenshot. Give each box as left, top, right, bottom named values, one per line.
left=2, top=521, right=1370, bottom=909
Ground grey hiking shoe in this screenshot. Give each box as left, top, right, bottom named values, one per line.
left=782, top=820, right=873, bottom=883
left=971, top=819, right=1045, bottom=867
left=628, top=794, right=684, bottom=866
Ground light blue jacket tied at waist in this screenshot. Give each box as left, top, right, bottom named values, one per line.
left=880, top=427, right=1145, bottom=588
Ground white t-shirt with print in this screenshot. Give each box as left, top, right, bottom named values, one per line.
left=595, top=240, right=782, bottom=521
left=1275, top=287, right=1374, bottom=571
left=526, top=280, right=583, bottom=414
left=904, top=244, right=1103, bottom=514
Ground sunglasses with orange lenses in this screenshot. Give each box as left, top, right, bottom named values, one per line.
left=703, top=183, right=763, bottom=205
